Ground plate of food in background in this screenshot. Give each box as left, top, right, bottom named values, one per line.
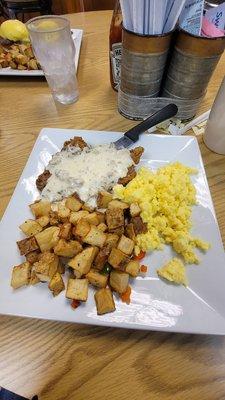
left=0, top=20, right=83, bottom=76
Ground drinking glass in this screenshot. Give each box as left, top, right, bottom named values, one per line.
left=27, top=16, right=79, bottom=105
left=203, top=76, right=225, bottom=155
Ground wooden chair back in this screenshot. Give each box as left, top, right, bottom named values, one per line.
left=61, top=0, right=115, bottom=14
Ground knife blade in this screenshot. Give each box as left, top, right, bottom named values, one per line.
left=114, top=103, right=178, bottom=149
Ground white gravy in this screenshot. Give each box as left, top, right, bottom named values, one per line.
left=41, top=144, right=133, bottom=207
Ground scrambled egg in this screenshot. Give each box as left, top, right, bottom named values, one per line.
left=157, top=258, right=187, bottom=286
left=114, top=163, right=210, bottom=270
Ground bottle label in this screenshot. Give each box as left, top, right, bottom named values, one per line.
left=110, top=42, right=122, bottom=90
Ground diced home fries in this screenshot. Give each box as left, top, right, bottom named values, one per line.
left=11, top=262, right=31, bottom=289
left=0, top=43, right=41, bottom=70
left=11, top=194, right=145, bottom=314
left=66, top=278, right=88, bottom=301
left=94, top=288, right=115, bottom=315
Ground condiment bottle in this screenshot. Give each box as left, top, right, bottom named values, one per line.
left=204, top=0, right=224, bottom=14
left=203, top=76, right=225, bottom=154
left=109, top=0, right=122, bottom=91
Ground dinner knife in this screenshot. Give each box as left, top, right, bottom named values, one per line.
left=114, top=103, right=178, bottom=149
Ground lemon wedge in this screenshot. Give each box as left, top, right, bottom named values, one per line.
left=0, top=20, right=29, bottom=42
left=35, top=20, right=58, bottom=31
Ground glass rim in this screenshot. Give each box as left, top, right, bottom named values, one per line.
left=26, top=15, right=70, bottom=33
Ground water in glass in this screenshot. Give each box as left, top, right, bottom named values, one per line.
left=27, top=16, right=79, bottom=105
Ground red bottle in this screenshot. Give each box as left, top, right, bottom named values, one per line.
left=109, top=0, right=122, bottom=91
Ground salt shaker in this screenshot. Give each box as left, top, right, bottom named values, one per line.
left=203, top=76, right=225, bottom=155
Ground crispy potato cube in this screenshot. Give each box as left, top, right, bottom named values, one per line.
left=15, top=54, right=28, bottom=65
left=11, top=262, right=31, bottom=289
left=34, top=252, right=58, bottom=281
left=28, top=59, right=38, bottom=70
left=25, top=250, right=40, bottom=264
left=66, top=194, right=83, bottom=212
left=93, top=246, right=111, bottom=270
left=36, top=215, right=49, bottom=228
left=73, top=218, right=91, bottom=239
left=48, top=272, right=65, bottom=296
left=108, top=200, right=129, bottom=210
left=9, top=60, right=17, bottom=69
left=66, top=196, right=82, bottom=212
left=86, top=269, right=108, bottom=288
left=10, top=48, right=19, bottom=55
left=83, top=226, right=106, bottom=248
left=19, top=219, right=43, bottom=236
left=125, top=260, right=140, bottom=277
left=18, top=43, right=27, bottom=54
left=82, top=203, right=94, bottom=212
left=108, top=248, right=129, bottom=270
left=106, top=208, right=124, bottom=230
left=105, top=233, right=119, bottom=249
left=117, top=235, right=134, bottom=255
left=109, top=226, right=124, bottom=236
left=17, top=236, right=39, bottom=256
left=33, top=261, right=50, bottom=282
left=96, top=212, right=105, bottom=224
left=39, top=252, right=59, bottom=278
left=97, top=191, right=113, bottom=208
left=58, top=204, right=70, bottom=221
left=29, top=268, right=40, bottom=285
left=35, top=226, right=60, bottom=252
left=10, top=51, right=19, bottom=59
left=66, top=278, right=88, bottom=301
left=24, top=46, right=34, bottom=57
left=54, top=239, right=82, bottom=257
left=49, top=211, right=59, bottom=226
left=110, top=270, right=129, bottom=294
left=30, top=200, right=51, bottom=217
left=18, top=65, right=27, bottom=70
left=84, top=212, right=99, bottom=226
left=97, top=223, right=107, bottom=232
left=94, top=288, right=115, bottom=315
left=130, top=203, right=141, bottom=217
left=69, top=210, right=89, bottom=225
left=59, top=222, right=72, bottom=240
left=125, top=223, right=136, bottom=241
left=68, top=247, right=96, bottom=277
left=131, top=216, right=148, bottom=235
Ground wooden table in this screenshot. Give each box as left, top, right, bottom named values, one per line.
left=0, top=11, right=225, bottom=400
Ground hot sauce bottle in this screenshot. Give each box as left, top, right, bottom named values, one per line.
left=109, top=0, right=122, bottom=91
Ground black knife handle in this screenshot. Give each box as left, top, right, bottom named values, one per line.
left=124, top=104, right=178, bottom=143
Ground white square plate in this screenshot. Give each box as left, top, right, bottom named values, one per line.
left=0, top=29, right=83, bottom=76
left=0, top=128, right=225, bottom=335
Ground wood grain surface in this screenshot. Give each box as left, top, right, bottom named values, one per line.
left=0, top=11, right=225, bottom=400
